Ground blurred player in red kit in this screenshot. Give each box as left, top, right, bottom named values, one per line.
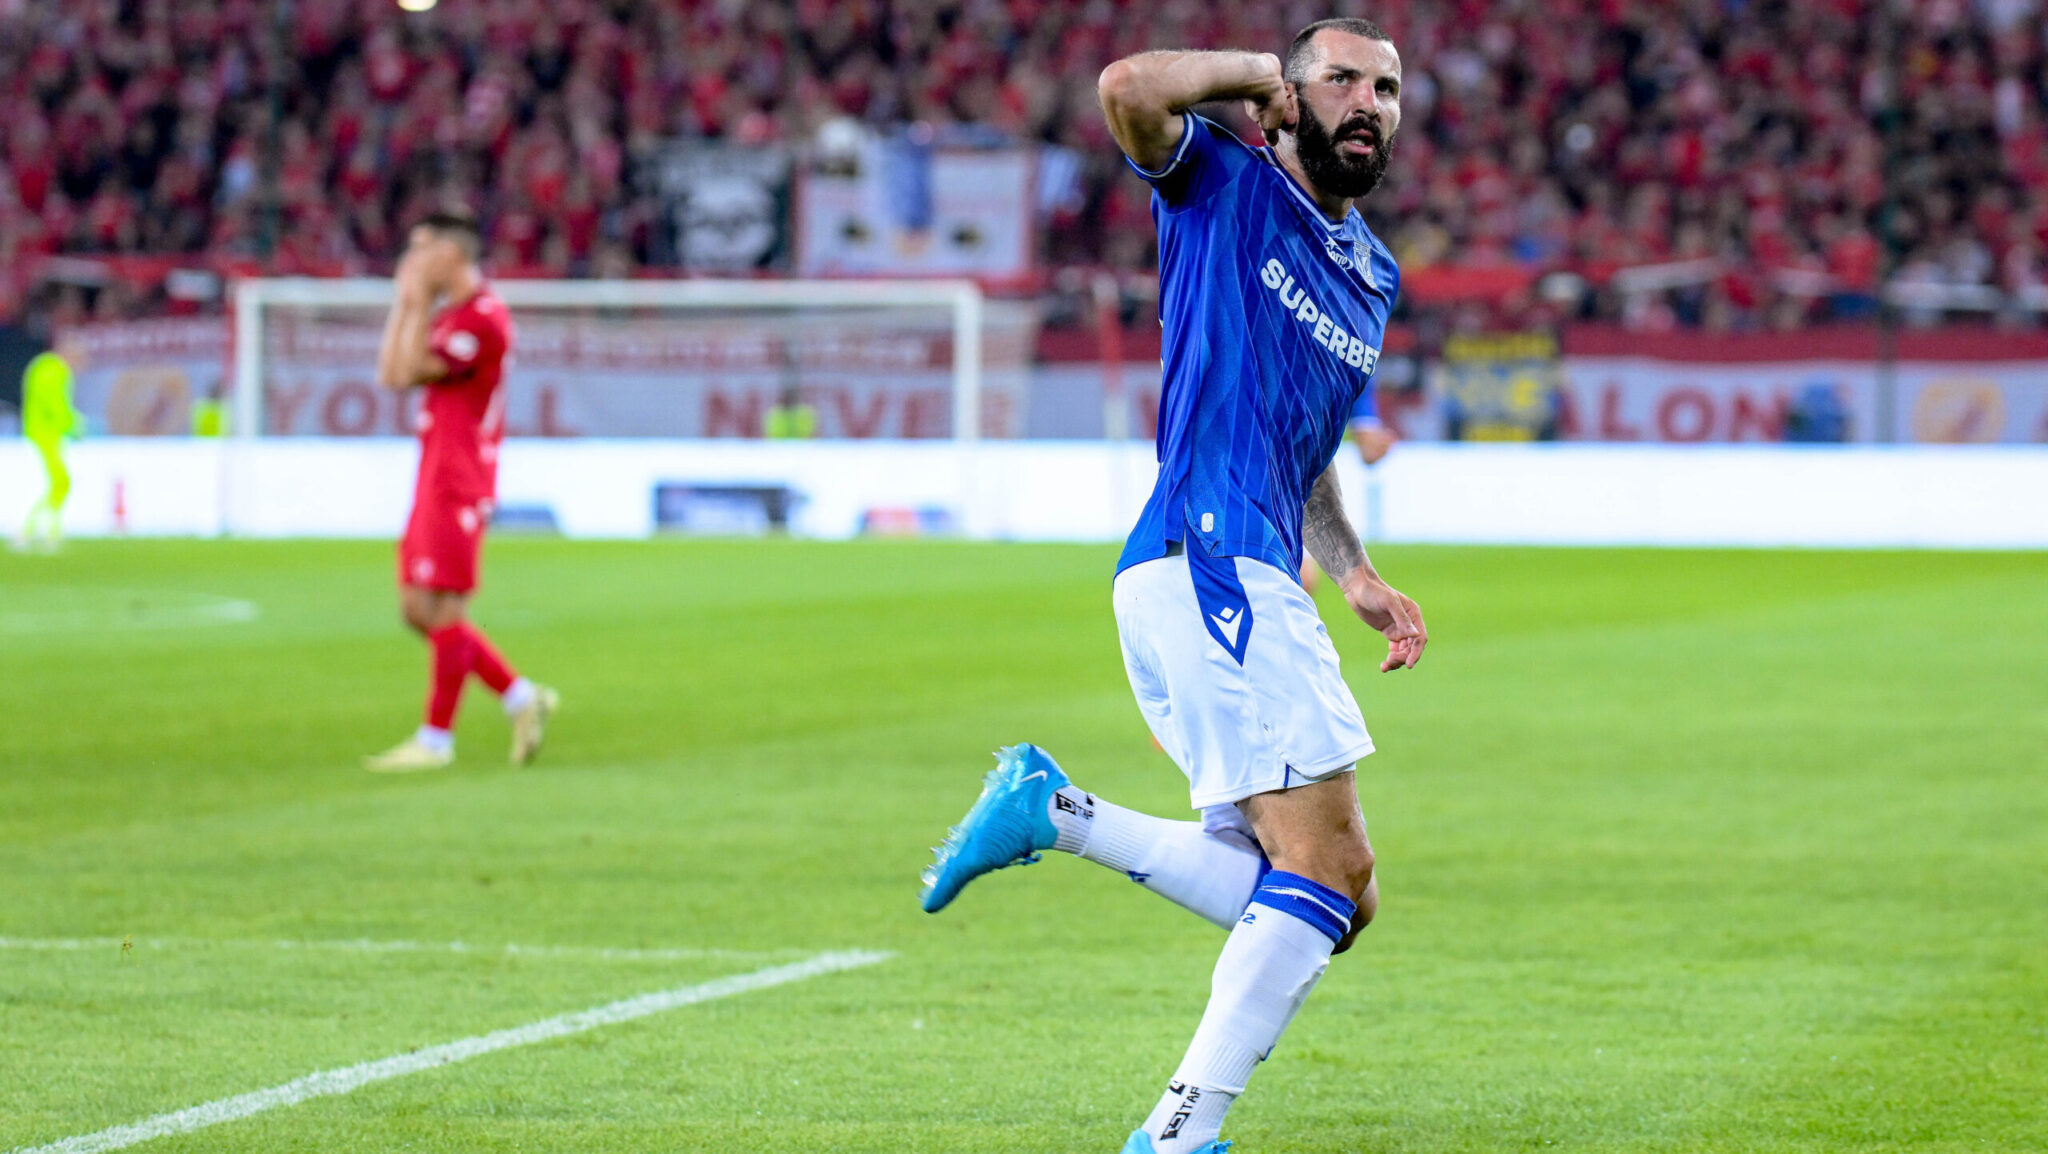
left=365, top=208, right=557, bottom=772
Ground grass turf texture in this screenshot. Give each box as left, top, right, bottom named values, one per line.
left=2, top=538, right=2044, bottom=1154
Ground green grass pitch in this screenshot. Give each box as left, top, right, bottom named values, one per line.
left=2, top=537, right=2044, bottom=1153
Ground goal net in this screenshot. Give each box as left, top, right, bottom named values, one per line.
left=230, top=278, right=1035, bottom=440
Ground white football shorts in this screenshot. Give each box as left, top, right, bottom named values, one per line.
left=1112, top=548, right=1375, bottom=812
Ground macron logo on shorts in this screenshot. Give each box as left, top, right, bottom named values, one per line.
left=1208, top=606, right=1243, bottom=649
left=1186, top=547, right=1254, bottom=666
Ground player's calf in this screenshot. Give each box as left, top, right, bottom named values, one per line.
left=1332, top=873, right=1379, bottom=954
left=1136, top=867, right=1358, bottom=1153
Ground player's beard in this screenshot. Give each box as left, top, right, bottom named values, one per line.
left=1292, top=102, right=1392, bottom=201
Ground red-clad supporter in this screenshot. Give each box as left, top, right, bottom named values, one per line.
left=0, top=0, right=2042, bottom=329
left=363, top=26, right=412, bottom=104
left=1824, top=216, right=1883, bottom=297
left=490, top=193, right=545, bottom=267
left=8, top=117, right=55, bottom=216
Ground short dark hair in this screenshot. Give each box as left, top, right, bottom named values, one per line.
left=415, top=206, right=482, bottom=260
left=1284, top=17, right=1391, bottom=86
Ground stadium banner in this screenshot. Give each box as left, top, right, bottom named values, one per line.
left=51, top=318, right=229, bottom=436
left=45, top=319, right=2048, bottom=444
left=794, top=145, right=1035, bottom=280
left=1439, top=332, right=1562, bottom=441
left=262, top=307, right=1038, bottom=439
left=1554, top=357, right=2048, bottom=444
left=64, top=313, right=1039, bottom=439
left=653, top=141, right=792, bottom=273
left=9, top=439, right=2047, bottom=548
left=1042, top=354, right=2048, bottom=445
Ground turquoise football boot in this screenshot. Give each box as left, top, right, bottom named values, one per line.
left=1120, top=1129, right=1231, bottom=1153
left=919, top=744, right=1067, bottom=913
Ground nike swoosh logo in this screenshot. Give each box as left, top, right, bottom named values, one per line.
left=1019, top=770, right=1047, bottom=783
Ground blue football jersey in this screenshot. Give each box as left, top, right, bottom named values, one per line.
left=1117, top=112, right=1400, bottom=579
left=1348, top=384, right=1379, bottom=426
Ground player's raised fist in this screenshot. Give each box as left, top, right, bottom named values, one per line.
left=1243, top=53, right=1295, bottom=145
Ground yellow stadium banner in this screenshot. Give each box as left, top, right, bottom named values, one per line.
left=1440, top=332, right=1562, bottom=442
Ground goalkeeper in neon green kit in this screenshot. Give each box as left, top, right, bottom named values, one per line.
left=18, top=349, right=82, bottom=552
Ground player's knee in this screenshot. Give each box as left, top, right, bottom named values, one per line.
left=1331, top=871, right=1379, bottom=956
left=1352, top=872, right=1379, bottom=926
left=1339, top=842, right=1375, bottom=902
left=1305, top=836, right=1372, bottom=899
left=1274, top=839, right=1373, bottom=905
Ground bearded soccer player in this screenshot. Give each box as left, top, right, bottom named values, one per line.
left=920, top=20, right=1425, bottom=1153
left=365, top=209, right=558, bottom=773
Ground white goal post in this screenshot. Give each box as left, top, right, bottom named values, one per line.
left=231, top=277, right=988, bottom=440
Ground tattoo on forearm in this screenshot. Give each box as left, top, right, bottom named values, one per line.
left=1303, top=465, right=1369, bottom=584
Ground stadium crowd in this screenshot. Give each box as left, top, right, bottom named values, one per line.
left=1, top=0, right=2044, bottom=329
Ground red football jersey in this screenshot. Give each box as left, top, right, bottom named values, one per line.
left=416, top=285, right=514, bottom=502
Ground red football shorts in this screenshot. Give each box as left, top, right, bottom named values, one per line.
left=398, top=493, right=491, bottom=593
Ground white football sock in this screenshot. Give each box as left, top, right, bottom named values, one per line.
left=1046, top=788, right=1265, bottom=929
left=500, top=677, right=536, bottom=714
left=1143, top=1078, right=1233, bottom=1154
left=1140, top=872, right=1354, bottom=1152
left=414, top=725, right=454, bottom=754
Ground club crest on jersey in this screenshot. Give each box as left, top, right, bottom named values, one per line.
left=1259, top=257, right=1382, bottom=376
left=1320, top=237, right=1380, bottom=290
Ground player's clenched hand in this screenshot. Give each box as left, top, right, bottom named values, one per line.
left=1342, top=577, right=1427, bottom=672
left=1242, top=54, right=1295, bottom=146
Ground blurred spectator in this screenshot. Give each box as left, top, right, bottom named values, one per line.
left=0, top=0, right=2042, bottom=331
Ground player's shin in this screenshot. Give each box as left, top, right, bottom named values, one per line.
left=1047, top=789, right=1267, bottom=929
left=458, top=622, right=518, bottom=697
left=1139, top=871, right=1354, bottom=1152
left=425, top=624, right=473, bottom=731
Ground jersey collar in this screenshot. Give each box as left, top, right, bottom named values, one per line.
left=1254, top=145, right=1357, bottom=235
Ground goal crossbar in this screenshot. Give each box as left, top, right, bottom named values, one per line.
left=231, top=277, right=987, bottom=440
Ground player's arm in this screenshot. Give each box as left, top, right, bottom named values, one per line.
left=1303, top=463, right=1427, bottom=671
left=1097, top=50, right=1294, bottom=171
left=1352, top=418, right=1395, bottom=465
left=376, top=253, right=450, bottom=390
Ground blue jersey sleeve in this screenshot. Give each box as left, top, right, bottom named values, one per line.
left=1124, top=113, right=1252, bottom=208
left=1347, top=385, right=1378, bottom=426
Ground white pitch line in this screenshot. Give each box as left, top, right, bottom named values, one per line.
left=7, top=949, right=892, bottom=1154
left=0, top=593, right=259, bottom=635
left=0, top=936, right=804, bottom=963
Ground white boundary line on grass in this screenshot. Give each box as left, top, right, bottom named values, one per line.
left=7, top=949, right=892, bottom=1154
left=0, top=936, right=805, bottom=962
left=0, top=592, right=260, bottom=634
